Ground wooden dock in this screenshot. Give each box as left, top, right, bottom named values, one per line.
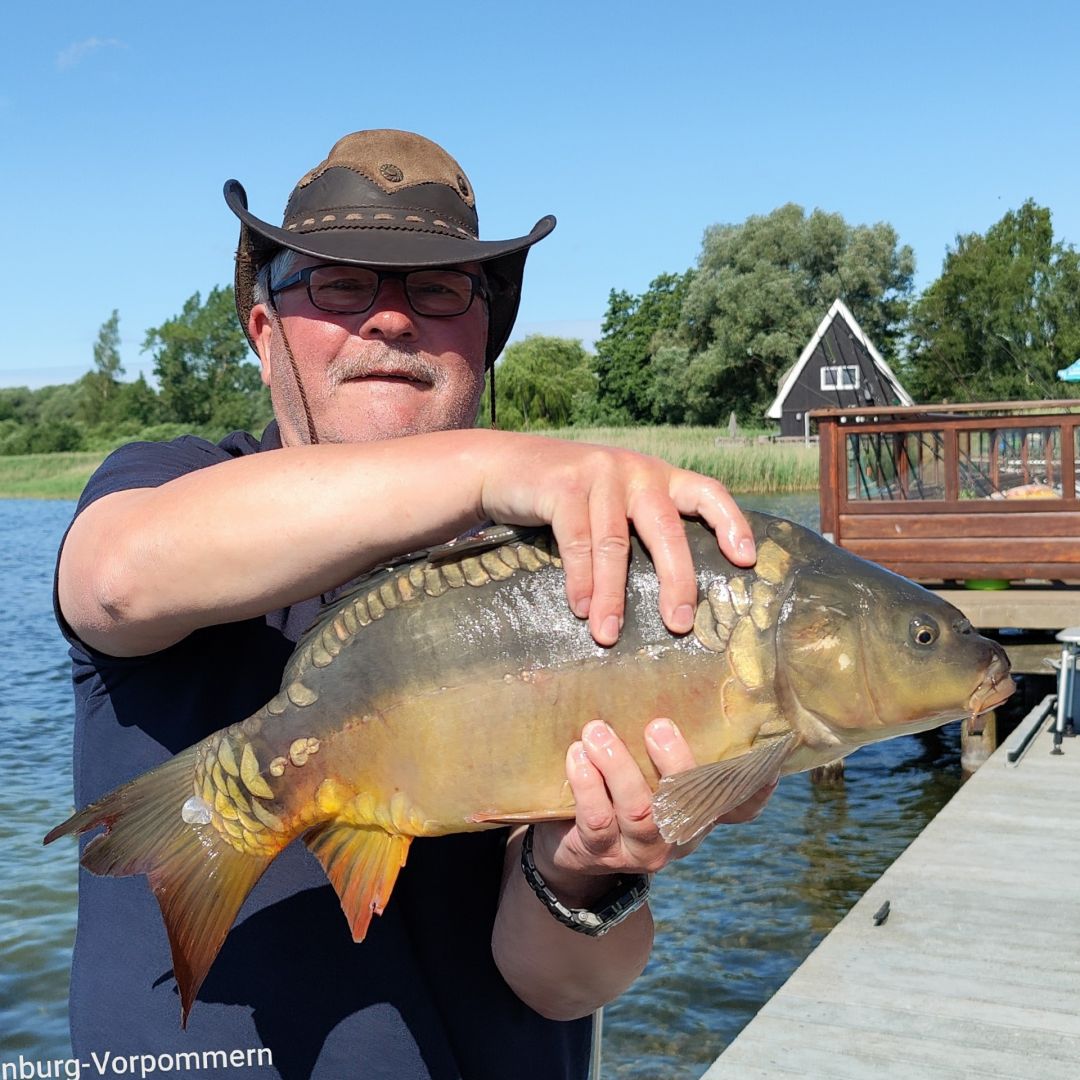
left=701, top=710, right=1080, bottom=1079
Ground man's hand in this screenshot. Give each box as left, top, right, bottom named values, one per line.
left=471, top=435, right=756, bottom=647
left=527, top=718, right=776, bottom=905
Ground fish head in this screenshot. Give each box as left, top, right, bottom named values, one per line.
left=774, top=550, right=1014, bottom=752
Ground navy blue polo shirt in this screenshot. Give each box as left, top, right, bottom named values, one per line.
left=54, top=422, right=591, bottom=1080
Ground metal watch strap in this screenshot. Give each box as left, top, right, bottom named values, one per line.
left=519, top=824, right=651, bottom=937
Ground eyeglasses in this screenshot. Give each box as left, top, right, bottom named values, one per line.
left=269, top=265, right=488, bottom=318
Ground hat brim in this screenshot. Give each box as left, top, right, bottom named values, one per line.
left=224, top=179, right=555, bottom=270
left=226, top=179, right=554, bottom=367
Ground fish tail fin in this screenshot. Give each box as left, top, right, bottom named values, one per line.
left=44, top=747, right=275, bottom=1026
left=304, top=823, right=412, bottom=941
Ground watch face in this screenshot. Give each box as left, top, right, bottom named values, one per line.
left=580, top=876, right=652, bottom=937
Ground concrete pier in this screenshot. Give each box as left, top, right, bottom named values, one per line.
left=702, top=708, right=1080, bottom=1079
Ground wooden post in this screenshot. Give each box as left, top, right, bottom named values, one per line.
left=1062, top=417, right=1077, bottom=499
left=809, top=758, right=846, bottom=786
left=817, top=417, right=838, bottom=542
left=944, top=426, right=959, bottom=502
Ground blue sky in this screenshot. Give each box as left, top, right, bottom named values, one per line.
left=1, top=1, right=1077, bottom=388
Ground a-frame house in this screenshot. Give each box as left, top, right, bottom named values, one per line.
left=767, top=298, right=913, bottom=437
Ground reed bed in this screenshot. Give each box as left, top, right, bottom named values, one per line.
left=0, top=428, right=820, bottom=500
left=541, top=426, right=820, bottom=493
left=0, top=452, right=106, bottom=500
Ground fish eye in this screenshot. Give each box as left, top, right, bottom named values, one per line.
left=910, top=615, right=940, bottom=648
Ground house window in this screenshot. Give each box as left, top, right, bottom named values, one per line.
left=821, top=365, right=860, bottom=391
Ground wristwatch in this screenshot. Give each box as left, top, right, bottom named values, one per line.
left=519, top=824, right=651, bottom=937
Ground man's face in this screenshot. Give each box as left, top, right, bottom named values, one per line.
left=249, top=254, right=489, bottom=446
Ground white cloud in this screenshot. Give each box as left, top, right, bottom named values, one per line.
left=56, top=37, right=125, bottom=71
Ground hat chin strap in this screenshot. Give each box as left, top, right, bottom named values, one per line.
left=268, top=302, right=320, bottom=446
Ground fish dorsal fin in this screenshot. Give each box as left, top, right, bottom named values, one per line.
left=652, top=732, right=796, bottom=845
left=284, top=561, right=421, bottom=685
left=425, top=523, right=543, bottom=563
left=304, top=824, right=412, bottom=942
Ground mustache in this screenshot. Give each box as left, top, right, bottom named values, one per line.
left=325, top=346, right=444, bottom=390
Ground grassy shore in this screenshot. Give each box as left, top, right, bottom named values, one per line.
left=0, top=427, right=820, bottom=500
left=0, top=452, right=107, bottom=500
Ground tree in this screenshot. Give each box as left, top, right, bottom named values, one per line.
left=679, top=204, right=915, bottom=423
left=481, top=336, right=595, bottom=430
left=80, top=309, right=127, bottom=426
left=113, top=373, right=162, bottom=428
left=906, top=200, right=1080, bottom=402
left=143, top=286, right=271, bottom=431
left=95, top=310, right=124, bottom=380
left=647, top=341, right=694, bottom=424
left=591, top=272, right=693, bottom=424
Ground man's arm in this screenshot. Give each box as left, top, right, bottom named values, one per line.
left=59, top=429, right=754, bottom=657
left=492, top=719, right=776, bottom=1020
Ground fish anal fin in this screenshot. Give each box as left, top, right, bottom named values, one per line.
left=305, top=824, right=411, bottom=942
left=469, top=808, right=575, bottom=825
left=653, top=732, right=796, bottom=846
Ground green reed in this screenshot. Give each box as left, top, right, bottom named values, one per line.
left=0, top=452, right=106, bottom=500
left=541, top=426, right=820, bottom=493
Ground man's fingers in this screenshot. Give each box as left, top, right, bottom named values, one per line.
left=627, top=488, right=699, bottom=635
left=644, top=718, right=697, bottom=776
left=584, top=480, right=631, bottom=646
left=671, top=472, right=756, bottom=567
left=548, top=473, right=631, bottom=647
left=564, top=739, right=618, bottom=854
left=581, top=721, right=658, bottom=843
left=549, top=492, right=595, bottom=625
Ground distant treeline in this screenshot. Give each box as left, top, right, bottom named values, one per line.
left=6, top=198, right=1079, bottom=454
left=1, top=289, right=271, bottom=456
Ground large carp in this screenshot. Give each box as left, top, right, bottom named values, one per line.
left=46, top=515, right=1012, bottom=1022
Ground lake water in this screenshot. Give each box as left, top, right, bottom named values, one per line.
left=0, top=494, right=962, bottom=1077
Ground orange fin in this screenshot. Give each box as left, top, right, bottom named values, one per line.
left=44, top=746, right=275, bottom=1026
left=469, top=808, right=575, bottom=825
left=304, top=823, right=411, bottom=941
left=652, top=733, right=796, bottom=845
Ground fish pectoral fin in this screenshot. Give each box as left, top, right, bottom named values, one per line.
left=652, top=732, right=797, bottom=846
left=304, top=823, right=412, bottom=942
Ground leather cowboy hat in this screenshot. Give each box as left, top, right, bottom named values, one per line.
left=225, top=129, right=556, bottom=367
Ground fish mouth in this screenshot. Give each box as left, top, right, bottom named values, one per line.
left=968, top=651, right=1015, bottom=717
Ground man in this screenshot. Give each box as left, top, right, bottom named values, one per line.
left=55, top=130, right=766, bottom=1079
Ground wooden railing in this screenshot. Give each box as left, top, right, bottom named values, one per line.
left=814, top=402, right=1080, bottom=582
